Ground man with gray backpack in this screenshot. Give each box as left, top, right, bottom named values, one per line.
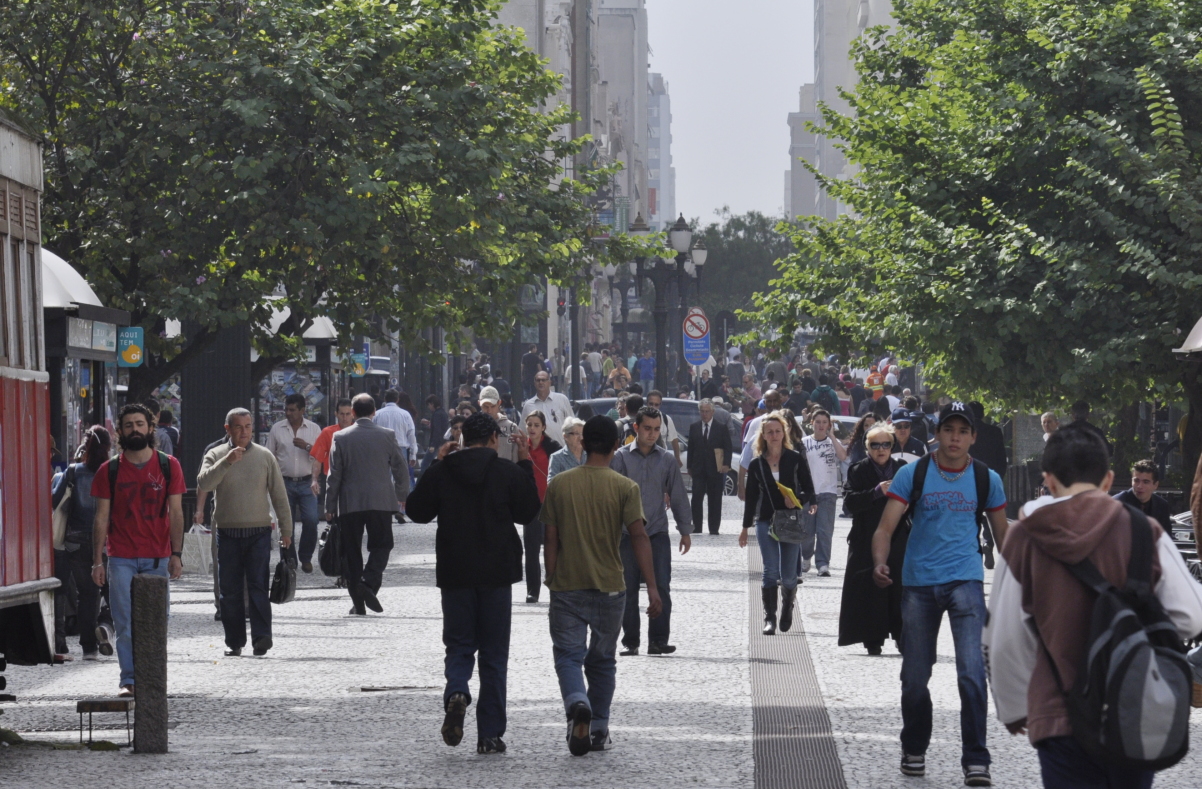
left=984, top=424, right=1202, bottom=788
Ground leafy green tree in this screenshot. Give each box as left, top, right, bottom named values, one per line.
left=694, top=209, right=795, bottom=325
left=747, top=0, right=1202, bottom=467
left=0, top=0, right=605, bottom=400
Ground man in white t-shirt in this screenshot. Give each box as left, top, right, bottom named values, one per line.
left=800, top=410, right=846, bottom=577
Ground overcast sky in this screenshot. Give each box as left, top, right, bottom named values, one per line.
left=646, top=0, right=813, bottom=224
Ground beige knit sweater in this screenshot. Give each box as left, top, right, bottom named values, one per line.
left=197, top=442, right=293, bottom=537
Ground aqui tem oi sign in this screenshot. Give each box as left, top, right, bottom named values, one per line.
left=682, top=308, right=711, bottom=366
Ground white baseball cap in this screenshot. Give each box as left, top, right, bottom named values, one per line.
left=478, top=386, right=501, bottom=405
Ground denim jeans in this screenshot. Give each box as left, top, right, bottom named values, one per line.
left=107, top=556, right=170, bottom=687
left=640, top=378, right=653, bottom=395
left=216, top=528, right=273, bottom=650
left=441, top=586, right=512, bottom=739
left=755, top=519, right=800, bottom=590
left=800, top=492, right=838, bottom=570
left=549, top=589, right=626, bottom=734
left=619, top=532, right=672, bottom=648
left=1036, top=736, right=1153, bottom=789
left=900, top=581, right=990, bottom=767
left=283, top=478, right=320, bottom=563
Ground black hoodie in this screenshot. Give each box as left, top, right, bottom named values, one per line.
left=406, top=447, right=541, bottom=588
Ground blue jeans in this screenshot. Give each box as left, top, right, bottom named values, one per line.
left=900, top=581, right=990, bottom=767
left=1036, top=736, right=1153, bottom=789
left=284, top=478, right=320, bottom=563
left=800, top=492, right=838, bottom=570
left=619, top=532, right=672, bottom=648
left=588, top=371, right=601, bottom=397
left=549, top=589, right=626, bottom=734
left=107, top=557, right=170, bottom=687
left=755, top=519, right=800, bottom=590
left=216, top=528, right=273, bottom=650
left=441, top=586, right=512, bottom=739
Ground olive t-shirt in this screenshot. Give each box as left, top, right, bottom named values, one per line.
left=541, top=465, right=645, bottom=593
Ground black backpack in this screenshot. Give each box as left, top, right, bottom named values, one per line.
left=1037, top=506, right=1191, bottom=770
left=107, top=452, right=174, bottom=518
left=908, top=454, right=996, bottom=569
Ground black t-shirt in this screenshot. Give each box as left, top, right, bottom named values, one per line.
left=1113, top=489, right=1173, bottom=528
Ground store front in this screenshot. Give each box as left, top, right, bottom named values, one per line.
left=41, top=249, right=129, bottom=459
left=252, top=312, right=347, bottom=441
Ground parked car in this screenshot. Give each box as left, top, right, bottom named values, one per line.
left=571, top=397, right=742, bottom=495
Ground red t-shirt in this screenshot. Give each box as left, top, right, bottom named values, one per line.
left=91, top=453, right=186, bottom=559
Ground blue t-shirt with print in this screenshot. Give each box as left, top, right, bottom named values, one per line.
left=886, top=458, right=1006, bottom=587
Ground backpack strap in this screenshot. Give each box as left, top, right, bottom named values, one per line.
left=908, top=454, right=932, bottom=504
left=157, top=450, right=173, bottom=518
left=1123, top=503, right=1154, bottom=594
left=973, top=460, right=996, bottom=559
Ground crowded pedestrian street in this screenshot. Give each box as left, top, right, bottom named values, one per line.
left=6, top=500, right=1202, bottom=788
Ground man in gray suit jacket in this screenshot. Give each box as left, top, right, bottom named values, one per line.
left=325, top=393, right=410, bottom=615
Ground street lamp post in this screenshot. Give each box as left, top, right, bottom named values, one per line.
left=667, top=215, right=694, bottom=390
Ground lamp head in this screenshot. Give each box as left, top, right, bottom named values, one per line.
left=691, top=241, right=708, bottom=269
left=668, top=214, right=692, bottom=254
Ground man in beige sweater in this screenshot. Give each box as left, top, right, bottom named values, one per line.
left=198, top=407, right=293, bottom=657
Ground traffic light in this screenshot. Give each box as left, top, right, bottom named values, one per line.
left=557, top=294, right=567, bottom=316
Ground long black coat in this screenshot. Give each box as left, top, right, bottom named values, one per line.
left=837, top=457, right=909, bottom=647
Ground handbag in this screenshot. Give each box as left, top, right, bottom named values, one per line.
left=318, top=518, right=343, bottom=578
left=269, top=546, right=297, bottom=604
left=761, top=457, right=808, bottom=544
left=52, top=466, right=76, bottom=550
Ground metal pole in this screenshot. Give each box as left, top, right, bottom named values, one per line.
left=651, top=270, right=668, bottom=394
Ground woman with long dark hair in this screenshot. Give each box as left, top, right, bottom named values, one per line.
left=51, top=426, right=112, bottom=659
left=846, top=414, right=878, bottom=466
left=838, top=424, right=908, bottom=655
left=522, top=411, right=562, bottom=603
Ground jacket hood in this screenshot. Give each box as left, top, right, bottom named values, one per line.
left=440, top=447, right=496, bottom=486
left=1019, top=489, right=1126, bottom=564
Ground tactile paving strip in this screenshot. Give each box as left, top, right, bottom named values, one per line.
left=749, top=544, right=848, bottom=789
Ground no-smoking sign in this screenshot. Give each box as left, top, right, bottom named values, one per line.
left=683, top=312, right=710, bottom=340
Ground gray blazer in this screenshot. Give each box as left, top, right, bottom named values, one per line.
left=326, top=418, right=410, bottom=515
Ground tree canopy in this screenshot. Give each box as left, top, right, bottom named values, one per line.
left=747, top=0, right=1202, bottom=436
left=694, top=208, right=796, bottom=326
left=0, top=0, right=607, bottom=399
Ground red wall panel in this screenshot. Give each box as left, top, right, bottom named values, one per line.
left=0, top=372, right=53, bottom=588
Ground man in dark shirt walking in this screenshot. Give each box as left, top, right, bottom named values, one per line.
left=406, top=412, right=541, bottom=755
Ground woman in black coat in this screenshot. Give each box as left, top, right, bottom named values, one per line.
left=838, top=424, right=909, bottom=655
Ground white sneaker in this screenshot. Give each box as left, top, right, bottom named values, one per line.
left=95, top=624, right=115, bottom=656
left=82, top=651, right=100, bottom=661
left=800, top=559, right=811, bottom=574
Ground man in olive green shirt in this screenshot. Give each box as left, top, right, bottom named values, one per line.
left=542, top=415, right=661, bottom=756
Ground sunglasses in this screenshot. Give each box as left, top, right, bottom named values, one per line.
left=868, top=442, right=893, bottom=450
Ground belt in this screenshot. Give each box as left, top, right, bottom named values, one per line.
left=284, top=475, right=311, bottom=482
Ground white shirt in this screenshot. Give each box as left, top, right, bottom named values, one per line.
left=587, top=351, right=602, bottom=374
left=266, top=418, right=322, bottom=478
left=740, top=414, right=768, bottom=470
left=802, top=435, right=840, bottom=495
left=521, top=391, right=573, bottom=444
left=885, top=372, right=898, bottom=386
left=373, top=402, right=417, bottom=450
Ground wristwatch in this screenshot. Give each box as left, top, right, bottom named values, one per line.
left=171, top=551, right=183, bottom=558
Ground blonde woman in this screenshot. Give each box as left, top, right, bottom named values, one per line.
left=739, top=413, right=817, bottom=635
left=838, top=423, right=909, bottom=655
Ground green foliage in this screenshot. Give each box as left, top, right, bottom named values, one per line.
left=746, top=0, right=1202, bottom=413
left=0, top=0, right=605, bottom=397
left=693, top=208, right=796, bottom=324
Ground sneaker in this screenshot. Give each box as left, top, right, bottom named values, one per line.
left=818, top=567, right=831, bottom=577
left=900, top=753, right=925, bottom=777
left=95, top=624, right=115, bottom=657
left=566, top=701, right=592, bottom=756
left=590, top=731, right=612, bottom=752
left=963, top=765, right=992, bottom=787
left=117, top=685, right=135, bottom=698
left=476, top=736, right=506, bottom=754
left=800, top=558, right=811, bottom=574
left=647, top=642, right=676, bottom=655
left=442, top=692, right=469, bottom=746
left=82, top=651, right=100, bottom=661
left=619, top=646, right=639, bottom=657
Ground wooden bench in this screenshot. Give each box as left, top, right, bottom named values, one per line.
left=76, top=698, right=133, bottom=746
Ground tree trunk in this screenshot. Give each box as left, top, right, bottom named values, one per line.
left=1111, top=403, right=1141, bottom=478
left=126, top=327, right=216, bottom=404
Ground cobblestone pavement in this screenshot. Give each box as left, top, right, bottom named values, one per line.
left=6, top=499, right=1202, bottom=788
left=2, top=504, right=753, bottom=788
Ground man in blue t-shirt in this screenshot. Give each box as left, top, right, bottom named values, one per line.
left=870, top=401, right=1009, bottom=788
left=636, top=349, right=656, bottom=393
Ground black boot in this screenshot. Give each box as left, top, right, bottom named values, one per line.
left=761, top=587, right=778, bottom=636
left=780, top=586, right=797, bottom=633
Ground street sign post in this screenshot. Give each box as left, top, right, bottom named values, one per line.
left=683, top=308, right=711, bottom=366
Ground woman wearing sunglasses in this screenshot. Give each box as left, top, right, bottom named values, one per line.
left=838, top=423, right=910, bottom=655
